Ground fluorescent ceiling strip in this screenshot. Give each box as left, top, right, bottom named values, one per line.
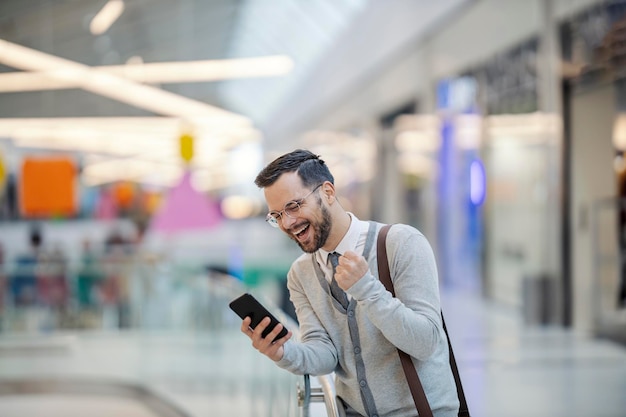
left=0, top=114, right=259, bottom=191
left=90, top=0, right=125, bottom=35
left=0, top=117, right=257, bottom=139
left=0, top=55, right=294, bottom=92
left=0, top=39, right=250, bottom=124
left=0, top=117, right=260, bottom=159
left=104, top=55, right=294, bottom=82
left=0, top=117, right=182, bottom=132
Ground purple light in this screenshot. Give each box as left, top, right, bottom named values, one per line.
left=470, top=159, right=486, bottom=206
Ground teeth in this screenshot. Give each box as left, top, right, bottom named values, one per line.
left=294, top=224, right=308, bottom=236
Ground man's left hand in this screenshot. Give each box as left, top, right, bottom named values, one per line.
left=334, top=250, right=369, bottom=291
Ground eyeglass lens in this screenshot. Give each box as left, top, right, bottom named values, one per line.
left=267, top=201, right=301, bottom=223
left=266, top=183, right=322, bottom=227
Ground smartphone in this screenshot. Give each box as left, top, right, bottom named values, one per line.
left=229, top=293, right=289, bottom=342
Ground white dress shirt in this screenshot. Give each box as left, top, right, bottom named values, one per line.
left=315, top=212, right=369, bottom=285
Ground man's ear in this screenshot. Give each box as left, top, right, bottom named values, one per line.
left=321, top=181, right=336, bottom=203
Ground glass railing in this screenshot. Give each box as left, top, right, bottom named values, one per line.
left=0, top=254, right=339, bottom=417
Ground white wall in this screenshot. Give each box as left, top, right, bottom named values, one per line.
left=262, top=0, right=471, bottom=149
left=275, top=0, right=602, bottom=142
left=570, top=83, right=617, bottom=332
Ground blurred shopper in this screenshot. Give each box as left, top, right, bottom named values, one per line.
left=36, top=242, right=69, bottom=309
left=10, top=223, right=43, bottom=306
left=0, top=174, right=18, bottom=220
left=76, top=239, right=103, bottom=309
left=241, top=149, right=459, bottom=417
left=101, top=235, right=132, bottom=328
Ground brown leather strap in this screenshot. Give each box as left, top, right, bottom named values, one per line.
left=442, top=315, right=471, bottom=417
left=377, top=224, right=433, bottom=417
left=376, top=224, right=395, bottom=295
left=376, top=224, right=470, bottom=417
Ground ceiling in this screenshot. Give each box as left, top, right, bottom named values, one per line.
left=0, top=0, right=470, bottom=192
left=0, top=0, right=372, bottom=120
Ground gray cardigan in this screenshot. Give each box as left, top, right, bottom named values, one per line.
left=277, top=221, right=459, bottom=417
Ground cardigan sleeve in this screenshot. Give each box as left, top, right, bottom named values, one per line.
left=276, top=264, right=338, bottom=376
left=347, top=224, right=444, bottom=359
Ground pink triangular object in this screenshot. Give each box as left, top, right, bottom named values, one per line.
left=149, top=170, right=222, bottom=234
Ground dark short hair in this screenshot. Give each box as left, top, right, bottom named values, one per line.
left=255, top=149, right=334, bottom=188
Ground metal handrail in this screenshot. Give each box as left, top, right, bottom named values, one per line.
left=297, top=373, right=342, bottom=417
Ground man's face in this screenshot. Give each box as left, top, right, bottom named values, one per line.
left=264, top=172, right=331, bottom=253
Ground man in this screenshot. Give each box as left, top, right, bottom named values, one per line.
left=241, top=149, right=459, bottom=416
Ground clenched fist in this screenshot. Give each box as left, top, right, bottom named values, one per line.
left=333, top=250, right=369, bottom=291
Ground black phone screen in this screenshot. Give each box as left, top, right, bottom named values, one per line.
left=229, top=293, right=289, bottom=342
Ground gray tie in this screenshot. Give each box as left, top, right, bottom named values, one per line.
left=329, top=252, right=349, bottom=308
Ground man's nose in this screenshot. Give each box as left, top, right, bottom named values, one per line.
left=280, top=214, right=298, bottom=229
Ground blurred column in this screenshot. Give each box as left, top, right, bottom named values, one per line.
left=535, top=0, right=564, bottom=325
left=379, top=126, right=404, bottom=223
left=374, top=105, right=414, bottom=224
left=420, top=44, right=440, bottom=254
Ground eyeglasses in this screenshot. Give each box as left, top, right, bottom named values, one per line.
left=265, top=183, right=323, bottom=228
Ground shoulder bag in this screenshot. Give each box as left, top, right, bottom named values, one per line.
left=377, top=224, right=470, bottom=417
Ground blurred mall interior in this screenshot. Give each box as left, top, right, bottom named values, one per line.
left=0, top=0, right=625, bottom=416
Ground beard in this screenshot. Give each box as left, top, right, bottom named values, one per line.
left=290, top=201, right=332, bottom=253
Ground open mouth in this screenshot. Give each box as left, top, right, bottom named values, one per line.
left=292, top=223, right=310, bottom=240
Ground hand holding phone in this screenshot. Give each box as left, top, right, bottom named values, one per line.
left=229, top=293, right=289, bottom=343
